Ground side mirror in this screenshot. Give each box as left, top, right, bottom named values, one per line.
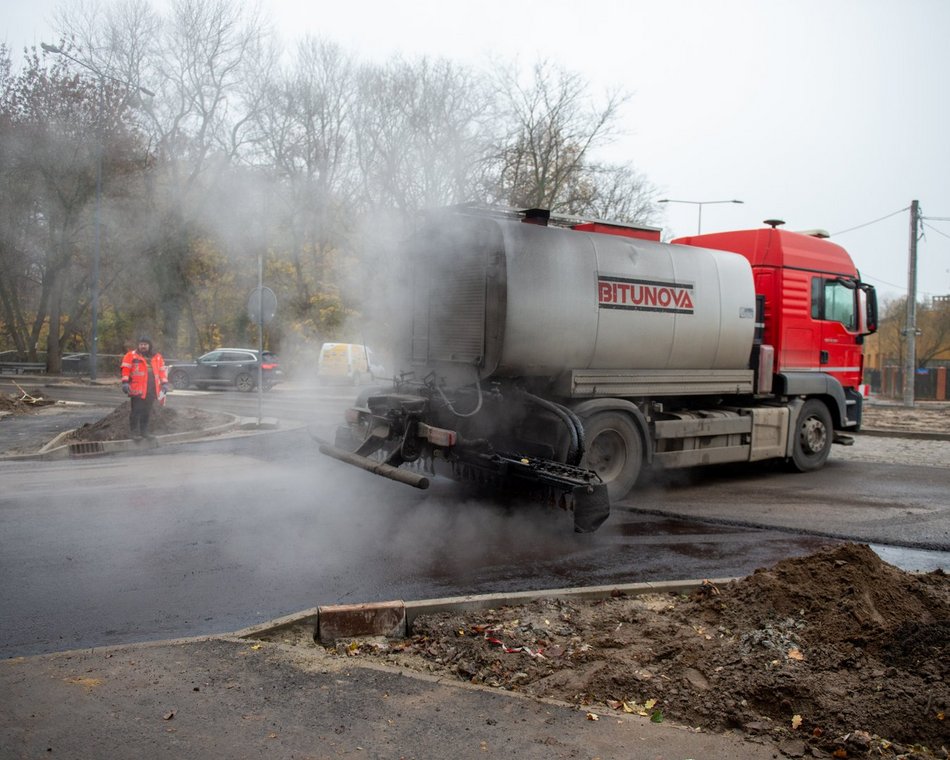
left=858, top=283, right=878, bottom=335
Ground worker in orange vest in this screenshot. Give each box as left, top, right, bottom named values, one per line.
left=120, top=336, right=168, bottom=440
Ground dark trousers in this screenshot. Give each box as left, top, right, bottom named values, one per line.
left=130, top=395, right=154, bottom=436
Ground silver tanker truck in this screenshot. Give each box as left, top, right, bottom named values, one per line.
left=321, top=206, right=877, bottom=532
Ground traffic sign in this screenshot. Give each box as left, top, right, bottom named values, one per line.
left=247, top=287, right=277, bottom=324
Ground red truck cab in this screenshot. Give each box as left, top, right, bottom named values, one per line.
left=673, top=224, right=877, bottom=400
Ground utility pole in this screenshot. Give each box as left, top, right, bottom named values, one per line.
left=902, top=200, right=920, bottom=407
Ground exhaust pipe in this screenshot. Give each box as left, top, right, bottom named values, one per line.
left=319, top=443, right=430, bottom=489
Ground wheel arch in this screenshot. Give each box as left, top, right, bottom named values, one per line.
left=570, top=398, right=653, bottom=463
left=774, top=372, right=849, bottom=429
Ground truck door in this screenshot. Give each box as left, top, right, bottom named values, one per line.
left=811, top=276, right=862, bottom=388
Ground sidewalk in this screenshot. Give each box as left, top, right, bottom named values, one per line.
left=1, top=633, right=786, bottom=760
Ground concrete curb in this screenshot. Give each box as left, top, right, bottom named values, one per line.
left=233, top=577, right=736, bottom=644
left=0, top=410, right=249, bottom=461
left=857, top=429, right=950, bottom=442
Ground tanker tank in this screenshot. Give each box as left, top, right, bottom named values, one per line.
left=407, top=213, right=758, bottom=382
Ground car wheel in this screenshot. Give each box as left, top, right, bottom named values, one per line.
left=235, top=372, right=255, bottom=392
left=169, top=369, right=190, bottom=390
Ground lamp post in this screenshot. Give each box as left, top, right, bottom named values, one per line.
left=41, top=43, right=153, bottom=382
left=657, top=198, right=744, bottom=235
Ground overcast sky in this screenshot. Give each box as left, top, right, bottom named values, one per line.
left=5, top=0, right=949, bottom=303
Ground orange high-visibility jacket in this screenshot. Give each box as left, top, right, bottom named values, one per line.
left=121, top=351, right=168, bottom=398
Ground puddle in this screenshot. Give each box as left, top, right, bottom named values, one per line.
left=871, top=544, right=948, bottom=572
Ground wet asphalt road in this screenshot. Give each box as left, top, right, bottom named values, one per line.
left=1, top=380, right=948, bottom=658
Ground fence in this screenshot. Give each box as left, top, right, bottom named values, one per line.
left=0, top=352, right=123, bottom=377
left=865, top=366, right=949, bottom=401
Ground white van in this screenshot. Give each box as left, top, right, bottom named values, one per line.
left=317, top=343, right=385, bottom=385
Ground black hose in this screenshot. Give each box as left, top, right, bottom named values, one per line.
left=562, top=403, right=586, bottom=463
left=523, top=392, right=584, bottom=466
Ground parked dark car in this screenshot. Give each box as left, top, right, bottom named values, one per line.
left=167, top=349, right=281, bottom=392
left=60, top=353, right=123, bottom=375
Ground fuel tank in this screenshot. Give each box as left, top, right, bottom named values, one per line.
left=408, top=212, right=757, bottom=380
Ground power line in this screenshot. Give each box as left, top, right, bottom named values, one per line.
left=831, top=206, right=909, bottom=236
left=861, top=273, right=906, bottom=291
left=860, top=272, right=945, bottom=300
left=922, top=221, right=950, bottom=240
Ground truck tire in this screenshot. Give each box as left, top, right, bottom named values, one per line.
left=790, top=399, right=833, bottom=471
left=580, top=411, right=643, bottom=501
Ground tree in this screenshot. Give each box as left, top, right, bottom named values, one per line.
left=872, top=295, right=950, bottom=369
left=0, top=42, right=144, bottom=369
left=559, top=162, right=659, bottom=225
left=354, top=56, right=490, bottom=216
left=485, top=60, right=645, bottom=219
left=252, top=36, right=358, bottom=328
left=917, top=298, right=950, bottom=367
left=3, top=4, right=662, bottom=365
left=55, top=0, right=270, bottom=354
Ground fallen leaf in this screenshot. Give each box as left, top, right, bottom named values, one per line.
left=644, top=698, right=657, bottom=710
left=832, top=749, right=848, bottom=758
left=788, top=648, right=805, bottom=661
left=63, top=677, right=102, bottom=690
left=650, top=709, right=663, bottom=723
left=249, top=643, right=263, bottom=651
left=792, top=714, right=803, bottom=729
left=586, top=712, right=599, bottom=721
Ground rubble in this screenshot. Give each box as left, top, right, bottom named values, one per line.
left=327, top=545, right=949, bottom=758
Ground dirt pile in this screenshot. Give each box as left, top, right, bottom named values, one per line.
left=331, top=545, right=948, bottom=757
left=63, top=402, right=232, bottom=442
left=0, top=386, right=57, bottom=415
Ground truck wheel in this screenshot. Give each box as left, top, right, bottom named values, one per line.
left=790, top=399, right=833, bottom=471
left=580, top=412, right=643, bottom=501
left=169, top=369, right=190, bottom=390
left=235, top=372, right=255, bottom=392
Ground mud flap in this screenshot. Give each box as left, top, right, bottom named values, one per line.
left=572, top=483, right=610, bottom=533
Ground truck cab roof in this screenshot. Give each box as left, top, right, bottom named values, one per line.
left=672, top=227, right=860, bottom=279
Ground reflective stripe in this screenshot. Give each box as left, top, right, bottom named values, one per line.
left=782, top=367, right=861, bottom=373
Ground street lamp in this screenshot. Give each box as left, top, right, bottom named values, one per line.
left=41, top=43, right=154, bottom=382
left=657, top=198, right=744, bottom=235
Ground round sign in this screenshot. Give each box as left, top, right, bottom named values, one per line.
left=247, top=286, right=277, bottom=324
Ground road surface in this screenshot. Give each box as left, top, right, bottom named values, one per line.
left=1, top=380, right=947, bottom=659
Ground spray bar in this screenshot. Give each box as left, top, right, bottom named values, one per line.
left=319, top=443, right=430, bottom=489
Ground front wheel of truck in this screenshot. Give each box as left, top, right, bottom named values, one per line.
left=790, top=399, right=833, bottom=472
